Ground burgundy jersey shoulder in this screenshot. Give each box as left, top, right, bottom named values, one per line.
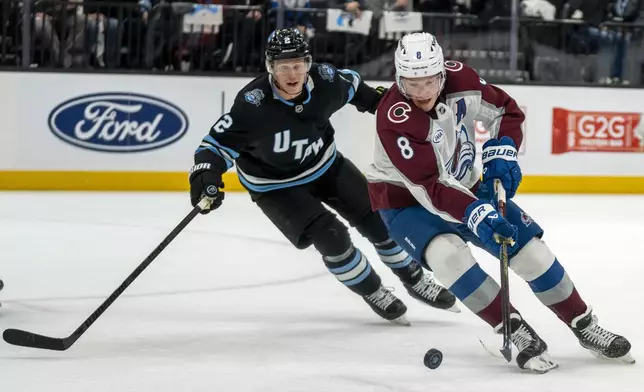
left=376, top=84, right=430, bottom=141
left=441, top=61, right=487, bottom=96
left=441, top=60, right=525, bottom=147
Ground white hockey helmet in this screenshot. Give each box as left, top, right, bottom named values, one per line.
left=394, top=32, right=445, bottom=97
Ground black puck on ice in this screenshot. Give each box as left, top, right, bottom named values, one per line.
left=423, top=348, right=443, bottom=369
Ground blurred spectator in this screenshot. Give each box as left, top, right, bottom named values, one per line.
left=521, top=0, right=556, bottom=20
left=33, top=0, right=89, bottom=67
left=228, top=0, right=269, bottom=72
left=82, top=0, right=144, bottom=68
left=567, top=0, right=643, bottom=84
left=416, top=0, right=469, bottom=14
left=268, top=0, right=313, bottom=32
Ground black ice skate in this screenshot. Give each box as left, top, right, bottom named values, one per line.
left=363, top=285, right=409, bottom=326
left=495, top=313, right=559, bottom=374
left=570, top=307, right=635, bottom=364
left=403, top=272, right=460, bottom=313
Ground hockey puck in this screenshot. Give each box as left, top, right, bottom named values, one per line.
left=423, top=348, right=443, bottom=369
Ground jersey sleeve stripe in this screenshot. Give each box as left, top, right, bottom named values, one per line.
left=195, top=145, right=234, bottom=170
left=338, top=69, right=360, bottom=103
left=203, top=135, right=241, bottom=159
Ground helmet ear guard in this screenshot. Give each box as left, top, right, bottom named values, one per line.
left=394, top=33, right=446, bottom=98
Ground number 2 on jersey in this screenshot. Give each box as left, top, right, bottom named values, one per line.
left=213, top=114, right=233, bottom=133
left=397, top=136, right=414, bottom=159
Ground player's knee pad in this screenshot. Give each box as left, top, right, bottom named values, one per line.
left=306, top=212, right=352, bottom=257
left=352, top=210, right=390, bottom=244
left=509, top=237, right=556, bottom=282
left=423, top=234, right=477, bottom=288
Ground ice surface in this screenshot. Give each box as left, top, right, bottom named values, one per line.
left=0, top=192, right=641, bottom=392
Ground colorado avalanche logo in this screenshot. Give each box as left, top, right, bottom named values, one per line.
left=521, top=211, right=533, bottom=226
left=387, top=102, right=412, bottom=124
left=244, top=89, right=265, bottom=106
left=445, top=125, right=475, bottom=181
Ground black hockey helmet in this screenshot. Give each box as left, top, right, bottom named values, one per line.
left=265, top=28, right=311, bottom=64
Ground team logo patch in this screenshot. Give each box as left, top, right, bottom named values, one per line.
left=244, top=89, right=265, bottom=106
left=521, top=211, right=533, bottom=226
left=432, top=129, right=444, bottom=143
left=318, top=64, right=335, bottom=82
left=387, top=102, right=412, bottom=124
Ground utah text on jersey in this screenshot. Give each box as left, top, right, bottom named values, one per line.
left=194, top=63, right=384, bottom=193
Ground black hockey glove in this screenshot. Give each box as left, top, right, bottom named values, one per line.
left=189, top=163, right=225, bottom=214
left=355, top=85, right=388, bottom=113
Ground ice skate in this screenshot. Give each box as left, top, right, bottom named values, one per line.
left=495, top=313, right=559, bottom=374
left=363, top=285, right=409, bottom=326
left=403, top=271, right=460, bottom=313
left=570, top=307, right=635, bottom=364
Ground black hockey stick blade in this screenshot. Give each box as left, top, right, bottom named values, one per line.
left=500, top=338, right=512, bottom=362
left=3, top=198, right=212, bottom=351
left=3, top=329, right=70, bottom=351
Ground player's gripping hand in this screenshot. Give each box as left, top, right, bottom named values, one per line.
left=464, top=199, right=518, bottom=255
left=189, top=163, right=225, bottom=214
left=482, top=136, right=522, bottom=199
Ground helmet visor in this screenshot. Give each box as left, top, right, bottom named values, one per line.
left=267, top=56, right=312, bottom=75
left=400, top=73, right=443, bottom=99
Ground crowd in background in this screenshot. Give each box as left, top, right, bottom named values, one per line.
left=0, top=0, right=642, bottom=84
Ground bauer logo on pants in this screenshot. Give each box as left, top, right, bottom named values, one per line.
left=48, top=92, right=189, bottom=152
left=551, top=108, right=644, bottom=154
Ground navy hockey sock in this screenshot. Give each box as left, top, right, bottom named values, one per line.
left=323, top=246, right=381, bottom=296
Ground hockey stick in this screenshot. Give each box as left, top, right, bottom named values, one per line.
left=3, top=196, right=214, bottom=351
left=493, top=179, right=513, bottom=363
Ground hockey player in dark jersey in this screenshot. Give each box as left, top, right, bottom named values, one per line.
left=367, top=32, right=634, bottom=371
left=188, top=28, right=459, bottom=325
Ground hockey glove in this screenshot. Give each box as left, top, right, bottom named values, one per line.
left=355, top=85, right=388, bottom=114
left=464, top=199, right=518, bottom=256
left=482, top=136, right=522, bottom=199
left=189, top=163, right=225, bottom=214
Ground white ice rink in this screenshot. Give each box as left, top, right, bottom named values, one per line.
left=0, top=192, right=642, bottom=392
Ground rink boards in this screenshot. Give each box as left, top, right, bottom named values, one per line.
left=1, top=71, right=643, bottom=193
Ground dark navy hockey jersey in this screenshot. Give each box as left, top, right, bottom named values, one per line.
left=194, top=63, right=383, bottom=192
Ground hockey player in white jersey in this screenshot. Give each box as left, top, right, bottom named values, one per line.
left=366, top=32, right=635, bottom=373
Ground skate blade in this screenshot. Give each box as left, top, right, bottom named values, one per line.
left=390, top=314, right=411, bottom=326
left=589, top=349, right=636, bottom=364
left=478, top=338, right=508, bottom=360
left=412, top=298, right=462, bottom=313
left=524, top=352, right=559, bottom=374
left=444, top=303, right=461, bottom=313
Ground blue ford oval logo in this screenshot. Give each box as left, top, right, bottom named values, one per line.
left=48, top=92, right=189, bottom=152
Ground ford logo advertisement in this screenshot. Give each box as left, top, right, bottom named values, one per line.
left=48, top=92, right=189, bottom=152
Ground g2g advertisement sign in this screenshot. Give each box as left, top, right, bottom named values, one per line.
left=48, top=92, right=189, bottom=153
left=552, top=107, right=644, bottom=154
